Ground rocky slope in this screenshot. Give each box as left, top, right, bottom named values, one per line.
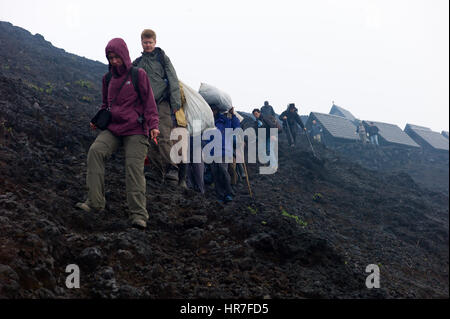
left=0, top=21, right=448, bottom=299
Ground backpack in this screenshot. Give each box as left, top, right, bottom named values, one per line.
left=132, top=48, right=169, bottom=104
left=105, top=66, right=142, bottom=102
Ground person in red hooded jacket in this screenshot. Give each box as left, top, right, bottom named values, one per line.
left=76, top=38, right=159, bottom=230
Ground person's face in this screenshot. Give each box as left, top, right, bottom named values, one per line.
left=107, top=52, right=123, bottom=67
left=289, top=108, right=295, bottom=112
left=142, top=37, right=156, bottom=53
left=253, top=112, right=260, bottom=118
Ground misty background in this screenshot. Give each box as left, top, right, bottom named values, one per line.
left=1, top=0, right=448, bottom=132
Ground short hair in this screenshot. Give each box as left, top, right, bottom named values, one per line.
left=252, top=108, right=260, bottom=114
left=141, top=29, right=156, bottom=40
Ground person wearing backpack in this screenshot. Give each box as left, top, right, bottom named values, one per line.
left=133, top=29, right=182, bottom=185
left=76, top=38, right=159, bottom=230
left=260, top=101, right=276, bottom=118
left=279, top=103, right=306, bottom=147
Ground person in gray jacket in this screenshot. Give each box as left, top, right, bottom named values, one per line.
left=133, top=29, right=182, bottom=184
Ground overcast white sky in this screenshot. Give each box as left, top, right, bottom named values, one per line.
left=1, top=0, right=449, bottom=132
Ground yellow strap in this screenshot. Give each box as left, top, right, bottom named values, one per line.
left=175, top=81, right=188, bottom=127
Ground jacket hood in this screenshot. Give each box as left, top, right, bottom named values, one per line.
left=105, top=38, right=132, bottom=75
left=286, top=103, right=298, bottom=112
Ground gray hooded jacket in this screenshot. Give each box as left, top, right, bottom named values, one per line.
left=133, top=48, right=181, bottom=112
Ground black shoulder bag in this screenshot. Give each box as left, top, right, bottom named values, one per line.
left=91, top=69, right=132, bottom=130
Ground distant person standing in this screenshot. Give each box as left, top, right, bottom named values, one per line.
left=279, top=103, right=305, bottom=147
left=133, top=29, right=182, bottom=185
left=367, top=122, right=379, bottom=146
left=356, top=122, right=367, bottom=144
left=253, top=108, right=278, bottom=168
left=310, top=119, right=323, bottom=143
left=261, top=101, right=276, bottom=118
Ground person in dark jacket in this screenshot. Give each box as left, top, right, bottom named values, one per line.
left=76, top=38, right=159, bottom=230
left=133, top=29, right=181, bottom=184
left=252, top=108, right=278, bottom=169
left=209, top=106, right=240, bottom=203
left=279, top=103, right=305, bottom=147
left=261, top=101, right=276, bottom=118
left=367, top=122, right=379, bottom=146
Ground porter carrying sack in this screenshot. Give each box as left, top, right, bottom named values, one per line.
left=198, top=82, right=232, bottom=112
left=180, top=80, right=215, bottom=136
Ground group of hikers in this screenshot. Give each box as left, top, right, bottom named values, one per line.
left=253, top=101, right=324, bottom=147
left=75, top=29, right=322, bottom=229
left=356, top=121, right=380, bottom=146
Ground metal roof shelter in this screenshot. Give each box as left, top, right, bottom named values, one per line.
left=442, top=131, right=449, bottom=139
left=329, top=104, right=357, bottom=124
left=306, top=112, right=359, bottom=145
left=363, top=121, right=420, bottom=148
left=405, top=125, right=449, bottom=152
left=300, top=115, right=309, bottom=126
left=405, top=123, right=431, bottom=131
left=237, top=111, right=255, bottom=121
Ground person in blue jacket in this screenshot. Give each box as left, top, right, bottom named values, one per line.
left=209, top=105, right=241, bottom=203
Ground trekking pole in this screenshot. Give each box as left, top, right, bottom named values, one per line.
left=284, top=120, right=294, bottom=146
left=304, top=131, right=320, bottom=160
left=242, top=161, right=253, bottom=198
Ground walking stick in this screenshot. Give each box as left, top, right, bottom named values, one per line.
left=284, top=120, right=295, bottom=146
left=305, top=130, right=320, bottom=160
left=242, top=161, right=253, bottom=198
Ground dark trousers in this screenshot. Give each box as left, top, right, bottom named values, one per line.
left=211, top=163, right=233, bottom=199
left=187, top=162, right=205, bottom=193
left=185, top=136, right=205, bottom=193
left=285, top=123, right=299, bottom=145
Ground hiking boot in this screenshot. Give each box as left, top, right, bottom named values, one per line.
left=224, top=195, right=233, bottom=203
left=178, top=179, right=188, bottom=189
left=131, top=218, right=147, bottom=230
left=165, top=169, right=179, bottom=182
left=75, top=202, right=104, bottom=213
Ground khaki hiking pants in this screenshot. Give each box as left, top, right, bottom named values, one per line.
left=86, top=130, right=150, bottom=221
left=147, top=100, right=178, bottom=175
